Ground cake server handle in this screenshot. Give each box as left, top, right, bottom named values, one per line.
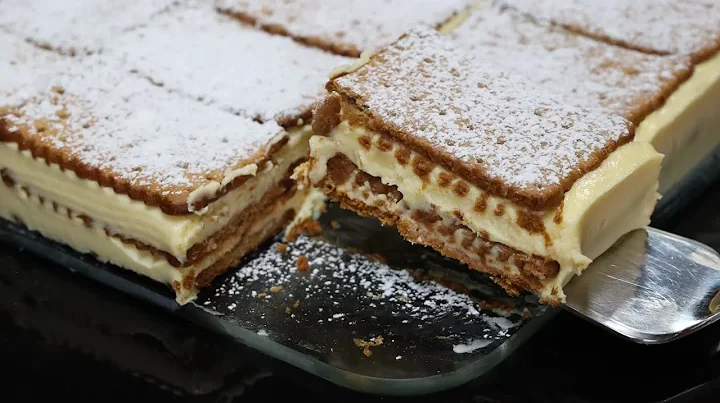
left=563, top=227, right=720, bottom=344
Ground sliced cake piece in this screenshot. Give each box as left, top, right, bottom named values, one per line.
left=305, top=28, right=663, bottom=304
left=216, top=0, right=471, bottom=56
left=0, top=0, right=181, bottom=55
left=497, top=0, right=720, bottom=193
left=108, top=2, right=351, bottom=126
left=449, top=6, right=692, bottom=125
left=0, top=55, right=314, bottom=304
left=502, top=0, right=720, bottom=62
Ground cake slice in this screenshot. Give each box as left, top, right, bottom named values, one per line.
left=497, top=0, right=720, bottom=194
left=448, top=6, right=692, bottom=125
left=305, top=28, right=663, bottom=304
left=0, top=52, right=314, bottom=304
left=216, top=0, right=471, bottom=57
left=0, top=0, right=181, bottom=55
left=502, top=0, right=720, bottom=63
left=107, top=2, right=351, bottom=126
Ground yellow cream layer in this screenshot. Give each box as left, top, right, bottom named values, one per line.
left=0, top=125, right=313, bottom=262
left=308, top=123, right=663, bottom=300
left=635, top=52, right=720, bottom=193
left=329, top=168, right=563, bottom=299
left=0, top=177, right=312, bottom=304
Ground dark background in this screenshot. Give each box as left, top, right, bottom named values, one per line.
left=1, top=182, right=719, bottom=403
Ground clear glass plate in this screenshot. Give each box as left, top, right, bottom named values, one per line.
left=0, top=203, right=555, bottom=396
left=3, top=144, right=720, bottom=396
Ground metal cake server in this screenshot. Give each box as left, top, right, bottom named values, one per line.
left=564, top=227, right=720, bottom=344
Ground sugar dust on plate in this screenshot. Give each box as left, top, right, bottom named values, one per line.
left=453, top=339, right=492, bottom=354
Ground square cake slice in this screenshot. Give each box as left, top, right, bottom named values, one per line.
left=502, top=0, right=720, bottom=63
left=0, top=56, right=315, bottom=304
left=216, top=0, right=471, bottom=57
left=108, top=2, right=351, bottom=127
left=0, top=0, right=181, bottom=55
left=305, top=28, right=663, bottom=304
left=449, top=6, right=692, bottom=126
left=493, top=1, right=720, bottom=193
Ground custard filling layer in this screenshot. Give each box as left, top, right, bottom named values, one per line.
left=0, top=125, right=313, bottom=262
left=308, top=123, right=663, bottom=301
left=0, top=175, right=311, bottom=304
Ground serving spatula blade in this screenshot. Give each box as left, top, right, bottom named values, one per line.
left=564, top=227, right=720, bottom=344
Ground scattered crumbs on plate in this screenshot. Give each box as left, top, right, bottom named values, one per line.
left=353, top=335, right=384, bottom=357
left=296, top=254, right=310, bottom=272
left=201, top=234, right=535, bottom=355
left=213, top=236, right=486, bottom=318
left=395, top=355, right=402, bottom=360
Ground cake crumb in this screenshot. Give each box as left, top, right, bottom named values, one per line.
left=301, top=219, right=323, bottom=236
left=257, top=292, right=267, bottom=299
left=293, top=299, right=301, bottom=308
left=353, top=335, right=384, bottom=357
left=270, top=285, right=284, bottom=293
left=285, top=218, right=323, bottom=242
left=297, top=255, right=310, bottom=272
left=276, top=243, right=288, bottom=254
left=285, top=306, right=292, bottom=314
left=330, top=220, right=341, bottom=229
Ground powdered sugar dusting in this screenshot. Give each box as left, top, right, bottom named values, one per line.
left=216, top=0, right=471, bottom=56
left=0, top=32, right=71, bottom=106
left=0, top=0, right=182, bottom=55
left=334, top=28, right=630, bottom=195
left=108, top=2, right=350, bottom=124
left=2, top=59, right=284, bottom=200
left=211, top=236, right=488, bottom=320
left=503, top=0, right=720, bottom=61
left=199, top=232, right=533, bottom=356
left=451, top=6, right=692, bottom=123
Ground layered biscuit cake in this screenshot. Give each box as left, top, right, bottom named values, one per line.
left=305, top=29, right=663, bottom=304
left=500, top=0, right=720, bottom=193
left=0, top=1, right=354, bottom=304
left=0, top=0, right=182, bottom=55
left=0, top=35, right=317, bottom=304
left=216, top=0, right=472, bottom=57
left=107, top=2, right=351, bottom=127
left=447, top=6, right=692, bottom=126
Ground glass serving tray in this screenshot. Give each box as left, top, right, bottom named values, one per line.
left=0, top=203, right=555, bottom=396
left=1, top=145, right=718, bottom=396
